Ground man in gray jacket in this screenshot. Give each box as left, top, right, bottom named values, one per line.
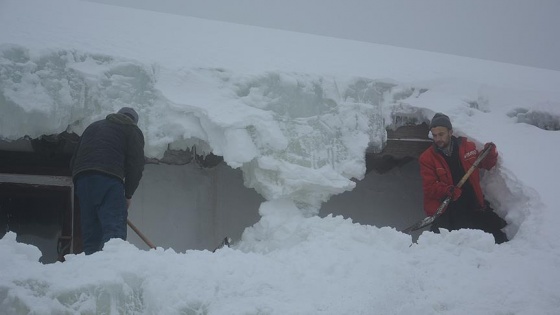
left=71, top=107, right=145, bottom=254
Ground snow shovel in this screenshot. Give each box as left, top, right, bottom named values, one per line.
left=127, top=219, right=156, bottom=249
left=402, top=143, right=495, bottom=234
left=213, top=237, right=232, bottom=252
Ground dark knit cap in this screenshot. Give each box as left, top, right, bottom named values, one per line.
left=118, top=107, right=139, bottom=124
left=429, top=113, right=452, bottom=130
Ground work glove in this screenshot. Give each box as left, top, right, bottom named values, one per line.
left=484, top=142, right=497, bottom=155
left=446, top=185, right=462, bottom=201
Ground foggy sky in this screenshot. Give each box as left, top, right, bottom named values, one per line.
left=85, top=0, right=560, bottom=71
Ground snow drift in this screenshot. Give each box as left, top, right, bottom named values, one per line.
left=1, top=0, right=560, bottom=314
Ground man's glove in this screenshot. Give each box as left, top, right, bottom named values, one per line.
left=447, top=185, right=462, bottom=201
left=484, top=142, right=496, bottom=154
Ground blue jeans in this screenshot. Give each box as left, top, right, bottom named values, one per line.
left=75, top=173, right=128, bottom=255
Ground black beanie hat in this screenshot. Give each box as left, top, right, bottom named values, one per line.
left=429, top=113, right=452, bottom=130
left=118, top=107, right=139, bottom=124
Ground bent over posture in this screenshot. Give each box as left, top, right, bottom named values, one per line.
left=71, top=107, right=145, bottom=254
left=419, top=113, right=508, bottom=244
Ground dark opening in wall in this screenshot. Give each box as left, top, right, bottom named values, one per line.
left=0, top=181, right=74, bottom=263
left=0, top=133, right=79, bottom=263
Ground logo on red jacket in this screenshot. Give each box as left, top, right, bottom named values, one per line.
left=464, top=150, right=477, bottom=159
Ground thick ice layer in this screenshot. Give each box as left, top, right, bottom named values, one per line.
left=0, top=45, right=395, bottom=211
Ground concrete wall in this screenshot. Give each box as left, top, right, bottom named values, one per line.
left=128, top=163, right=263, bottom=252
left=320, top=160, right=427, bottom=240
left=128, top=159, right=426, bottom=252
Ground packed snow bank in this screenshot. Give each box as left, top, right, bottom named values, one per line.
left=1, top=200, right=558, bottom=314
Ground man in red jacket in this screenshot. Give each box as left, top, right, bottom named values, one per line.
left=419, top=113, right=508, bottom=243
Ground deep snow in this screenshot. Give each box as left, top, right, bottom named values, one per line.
left=1, top=0, right=560, bottom=314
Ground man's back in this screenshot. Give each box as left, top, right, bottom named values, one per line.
left=73, top=118, right=127, bottom=178
left=71, top=112, right=144, bottom=198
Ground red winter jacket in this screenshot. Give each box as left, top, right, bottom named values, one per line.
left=418, top=137, right=498, bottom=216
